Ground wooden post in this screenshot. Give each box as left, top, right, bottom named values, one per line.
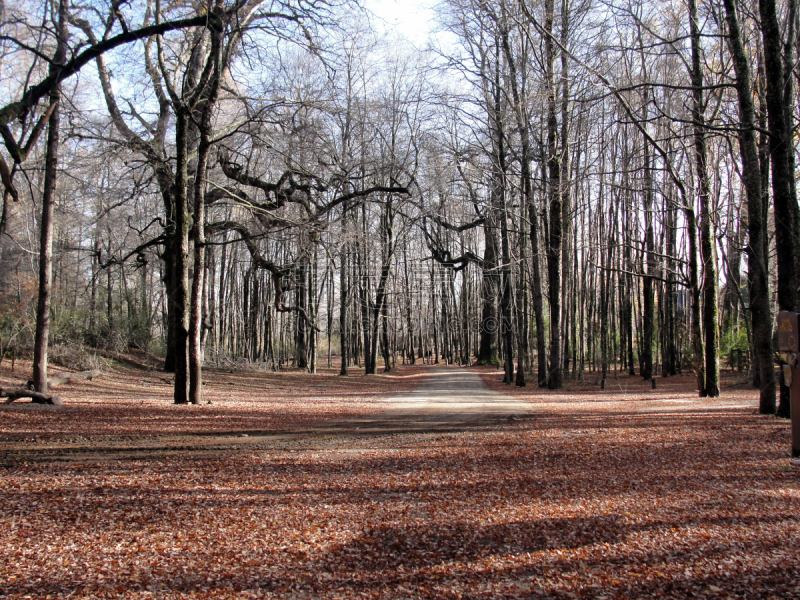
left=777, top=312, right=800, bottom=457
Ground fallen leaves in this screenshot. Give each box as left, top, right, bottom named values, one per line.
left=0, top=363, right=798, bottom=598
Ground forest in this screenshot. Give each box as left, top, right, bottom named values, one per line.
left=0, top=0, right=796, bottom=412
left=4, top=2, right=800, bottom=597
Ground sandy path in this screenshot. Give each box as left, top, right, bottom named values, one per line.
left=377, top=365, right=533, bottom=422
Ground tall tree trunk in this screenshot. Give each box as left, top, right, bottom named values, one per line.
left=499, top=22, right=541, bottom=386
left=170, top=108, right=191, bottom=404
left=478, top=212, right=500, bottom=365
left=216, top=233, right=227, bottom=357
left=296, top=261, right=309, bottom=369
left=487, top=38, right=513, bottom=384
left=359, top=202, right=372, bottom=373
left=689, top=0, right=719, bottom=397
left=634, top=11, right=656, bottom=381
left=687, top=205, right=705, bottom=394
left=403, top=245, right=416, bottom=364
left=641, top=138, right=655, bottom=380
left=90, top=236, right=98, bottom=338
left=622, top=182, right=635, bottom=375
left=369, top=200, right=395, bottom=375
left=516, top=196, right=528, bottom=387
left=339, top=205, right=349, bottom=375
left=106, top=263, right=113, bottom=334
left=723, top=0, right=776, bottom=412
left=309, top=245, right=318, bottom=374
left=544, top=0, right=563, bottom=389
left=327, top=259, right=333, bottom=369
left=188, top=12, right=221, bottom=404
left=381, top=299, right=391, bottom=371
left=188, top=131, right=210, bottom=404
left=664, top=188, right=678, bottom=377
left=431, top=265, right=439, bottom=365
left=559, top=0, right=572, bottom=379
left=32, top=0, right=68, bottom=393
left=759, top=0, right=800, bottom=314
left=500, top=188, right=514, bottom=385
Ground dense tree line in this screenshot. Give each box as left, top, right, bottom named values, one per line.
left=0, top=0, right=796, bottom=414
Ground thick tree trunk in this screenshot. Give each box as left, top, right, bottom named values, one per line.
left=477, top=215, right=499, bottom=365
left=162, top=204, right=178, bottom=372
left=296, top=261, right=309, bottom=370
left=188, top=135, right=210, bottom=404
left=760, top=0, right=800, bottom=315
left=368, top=201, right=395, bottom=375
left=368, top=273, right=389, bottom=376
left=686, top=205, right=705, bottom=394
left=381, top=299, right=391, bottom=371
left=486, top=43, right=513, bottom=384
left=171, top=109, right=190, bottom=404
left=723, top=0, right=776, bottom=413
left=187, top=16, right=221, bottom=402
left=32, top=0, right=68, bottom=394
left=544, top=0, right=562, bottom=389
left=327, top=261, right=333, bottom=369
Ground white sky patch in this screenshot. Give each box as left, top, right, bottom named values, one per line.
left=362, top=0, right=438, bottom=48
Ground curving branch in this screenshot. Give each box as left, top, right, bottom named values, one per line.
left=98, top=235, right=166, bottom=270
left=420, top=217, right=483, bottom=271
left=0, top=12, right=217, bottom=132
left=427, top=214, right=485, bottom=233
left=219, top=154, right=412, bottom=221
left=219, top=156, right=316, bottom=211
left=205, top=219, right=319, bottom=331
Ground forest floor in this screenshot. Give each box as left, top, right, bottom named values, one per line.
left=1, top=354, right=799, bottom=599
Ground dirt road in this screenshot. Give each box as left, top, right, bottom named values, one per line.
left=378, top=364, right=532, bottom=422
left=0, top=365, right=530, bottom=466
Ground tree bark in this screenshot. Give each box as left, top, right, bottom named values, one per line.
left=359, top=202, right=372, bottom=374
left=544, top=0, right=563, bottom=389
left=499, top=187, right=514, bottom=385
left=641, top=137, right=655, bottom=381
left=723, top=0, right=776, bottom=413
left=759, top=0, right=800, bottom=314
left=32, top=0, right=68, bottom=394
left=367, top=199, right=395, bottom=375
left=499, top=21, right=540, bottom=386
left=478, top=211, right=500, bottom=365
left=296, top=261, right=309, bottom=370
left=689, top=0, right=719, bottom=397
left=559, top=0, right=572, bottom=379
left=170, top=108, right=190, bottom=404
left=339, top=204, right=349, bottom=375
left=2, top=388, right=62, bottom=405
left=188, top=7, right=223, bottom=403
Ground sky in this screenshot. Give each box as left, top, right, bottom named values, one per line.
left=361, top=0, right=439, bottom=48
